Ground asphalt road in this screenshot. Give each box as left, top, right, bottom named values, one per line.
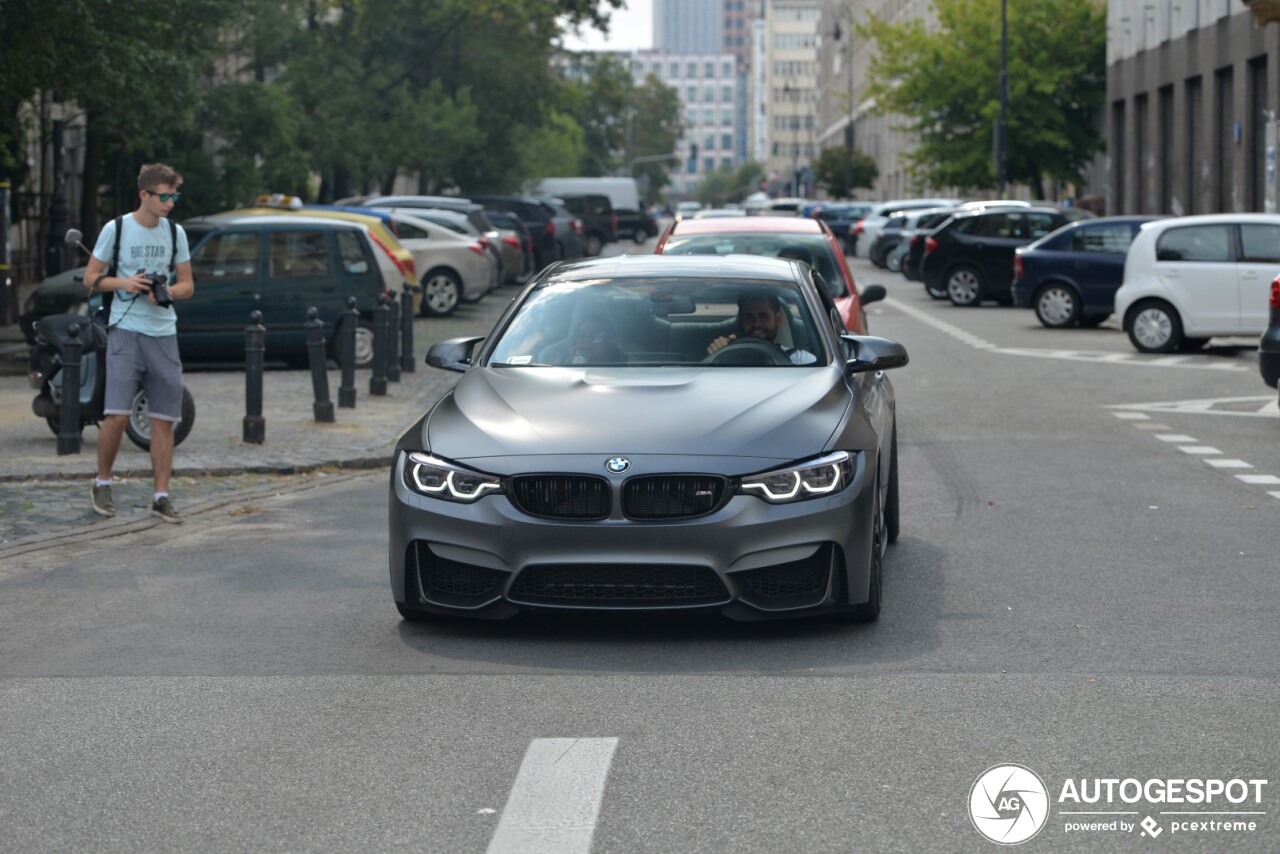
left=2, top=242, right=1277, bottom=853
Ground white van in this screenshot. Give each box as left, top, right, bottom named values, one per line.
left=533, top=178, right=641, bottom=214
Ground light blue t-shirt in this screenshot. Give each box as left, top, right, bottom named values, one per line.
left=91, top=213, right=191, bottom=337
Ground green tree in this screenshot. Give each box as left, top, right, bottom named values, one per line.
left=628, top=73, right=684, bottom=201
left=813, top=146, right=878, bottom=198
left=859, top=0, right=1105, bottom=197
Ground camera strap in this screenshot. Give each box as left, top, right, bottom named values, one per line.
left=101, top=215, right=178, bottom=327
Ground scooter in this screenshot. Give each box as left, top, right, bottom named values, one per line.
left=27, top=229, right=195, bottom=451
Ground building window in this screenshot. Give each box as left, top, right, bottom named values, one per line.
left=687, top=62, right=698, bottom=77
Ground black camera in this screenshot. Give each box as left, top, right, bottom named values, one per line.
left=145, top=272, right=173, bottom=308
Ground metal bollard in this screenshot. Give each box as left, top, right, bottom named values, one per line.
left=370, top=294, right=389, bottom=396
left=56, top=322, right=83, bottom=455
left=243, top=310, right=266, bottom=444
left=386, top=295, right=402, bottom=383
left=400, top=285, right=416, bottom=374
left=304, top=306, right=334, bottom=423
left=338, top=297, right=357, bottom=409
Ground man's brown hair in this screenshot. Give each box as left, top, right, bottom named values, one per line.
left=137, top=163, right=183, bottom=191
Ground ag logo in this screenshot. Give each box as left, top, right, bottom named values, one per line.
left=969, top=764, right=1049, bottom=845
left=605, top=457, right=631, bottom=473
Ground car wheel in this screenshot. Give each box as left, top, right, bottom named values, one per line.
left=946, top=267, right=983, bottom=306
left=1033, top=284, right=1081, bottom=328
left=420, top=269, right=462, bottom=318
left=849, top=475, right=885, bottom=623
left=585, top=233, right=603, bottom=256
left=1127, top=300, right=1183, bottom=353
left=633, top=227, right=648, bottom=245
left=331, top=317, right=376, bottom=369
left=886, top=249, right=903, bottom=273
left=886, top=424, right=899, bottom=545
left=124, top=386, right=196, bottom=451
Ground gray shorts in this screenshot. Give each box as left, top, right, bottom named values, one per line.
left=104, top=329, right=184, bottom=421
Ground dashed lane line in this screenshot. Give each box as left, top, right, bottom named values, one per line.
left=1109, top=413, right=1276, bottom=501
left=884, top=296, right=1250, bottom=372
left=487, top=738, right=618, bottom=854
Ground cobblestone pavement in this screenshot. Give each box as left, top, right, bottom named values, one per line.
left=0, top=292, right=514, bottom=552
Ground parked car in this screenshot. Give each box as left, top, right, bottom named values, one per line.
left=807, top=202, right=874, bottom=254
left=895, top=208, right=957, bottom=281
left=1011, top=216, right=1162, bottom=328
left=868, top=213, right=910, bottom=269
left=1114, top=213, right=1280, bottom=352
left=692, top=208, right=748, bottom=219
left=1260, top=275, right=1280, bottom=403
left=852, top=198, right=964, bottom=257
left=465, top=194, right=574, bottom=270
left=550, top=193, right=615, bottom=256
left=615, top=206, right=660, bottom=243
left=920, top=206, right=1071, bottom=306
left=389, top=253, right=907, bottom=622
left=476, top=208, right=535, bottom=284
left=653, top=214, right=884, bottom=335
left=674, top=201, right=703, bottom=222
left=342, top=195, right=506, bottom=287
left=761, top=197, right=811, bottom=216
left=179, top=214, right=391, bottom=366
left=379, top=210, right=495, bottom=317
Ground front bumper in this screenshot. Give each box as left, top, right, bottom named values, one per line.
left=387, top=451, right=878, bottom=621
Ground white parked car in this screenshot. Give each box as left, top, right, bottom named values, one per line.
left=1114, top=213, right=1280, bottom=352
left=382, top=210, right=496, bottom=318
left=852, top=198, right=963, bottom=258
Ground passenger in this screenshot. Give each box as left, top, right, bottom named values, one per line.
left=707, top=290, right=816, bottom=365
left=566, top=315, right=625, bottom=364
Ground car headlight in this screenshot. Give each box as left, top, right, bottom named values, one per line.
left=402, top=452, right=502, bottom=503
left=739, top=451, right=855, bottom=504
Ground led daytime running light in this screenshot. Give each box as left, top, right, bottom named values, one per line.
left=740, top=452, right=853, bottom=503
left=405, top=452, right=502, bottom=501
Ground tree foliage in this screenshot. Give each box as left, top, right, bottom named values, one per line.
left=858, top=0, right=1105, bottom=196
left=813, top=146, right=878, bottom=198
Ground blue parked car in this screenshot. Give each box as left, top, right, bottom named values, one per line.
left=1012, top=216, right=1163, bottom=328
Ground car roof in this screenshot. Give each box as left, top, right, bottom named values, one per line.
left=669, top=215, right=825, bottom=235
left=184, top=213, right=363, bottom=230
left=546, top=253, right=802, bottom=283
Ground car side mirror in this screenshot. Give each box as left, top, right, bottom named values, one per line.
left=426, top=336, right=484, bottom=373
left=860, top=284, right=886, bottom=305
left=841, top=334, right=909, bottom=374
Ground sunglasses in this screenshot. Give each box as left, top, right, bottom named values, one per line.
left=146, top=190, right=182, bottom=202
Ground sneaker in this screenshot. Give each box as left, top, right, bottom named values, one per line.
left=91, top=483, right=116, bottom=518
left=151, top=496, right=184, bottom=524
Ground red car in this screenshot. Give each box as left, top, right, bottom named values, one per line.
left=654, top=215, right=882, bottom=334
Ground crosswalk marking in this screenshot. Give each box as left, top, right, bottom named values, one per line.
left=487, top=738, right=618, bottom=854
left=1237, top=475, right=1280, bottom=485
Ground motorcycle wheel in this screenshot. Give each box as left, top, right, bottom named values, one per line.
left=45, top=416, right=77, bottom=437
left=125, top=386, right=196, bottom=451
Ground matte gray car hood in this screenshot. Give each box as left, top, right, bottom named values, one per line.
left=425, top=366, right=852, bottom=467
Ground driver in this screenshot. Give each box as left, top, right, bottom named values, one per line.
left=707, top=290, right=816, bottom=364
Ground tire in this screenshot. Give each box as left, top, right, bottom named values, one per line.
left=1033, top=284, right=1081, bottom=328
left=886, top=424, right=900, bottom=545
left=331, top=317, right=375, bottom=369
left=585, top=233, right=603, bottom=257
left=1126, top=299, right=1183, bottom=353
left=848, top=474, right=885, bottom=623
left=886, top=249, right=903, bottom=273
left=420, top=268, right=462, bottom=318
left=946, top=267, right=983, bottom=306
left=125, top=386, right=196, bottom=451
left=633, top=227, right=648, bottom=245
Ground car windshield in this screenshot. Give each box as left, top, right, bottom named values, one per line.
left=487, top=276, right=826, bottom=368
left=660, top=232, right=849, bottom=298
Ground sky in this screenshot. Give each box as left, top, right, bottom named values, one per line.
left=561, top=0, right=653, bottom=52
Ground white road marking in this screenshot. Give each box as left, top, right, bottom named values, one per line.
left=1111, top=412, right=1150, bottom=420
left=884, top=297, right=1251, bottom=371
left=1133, top=423, right=1172, bottom=430
left=487, top=738, right=619, bottom=854
left=1178, top=446, right=1222, bottom=455
left=1156, top=434, right=1197, bottom=443
left=1204, top=459, right=1254, bottom=469
left=1237, top=475, right=1280, bottom=485
left=1105, top=396, right=1280, bottom=419
left=1269, top=491, right=1280, bottom=501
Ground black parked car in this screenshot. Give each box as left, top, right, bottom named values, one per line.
left=552, top=193, right=616, bottom=256
left=1012, top=216, right=1162, bottom=328
left=807, top=202, right=873, bottom=254
left=614, top=207, right=660, bottom=244
left=868, top=214, right=908, bottom=269
left=900, top=210, right=957, bottom=283
left=921, top=207, right=1071, bottom=306
left=466, top=194, right=574, bottom=270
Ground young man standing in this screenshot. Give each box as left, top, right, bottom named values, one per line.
left=83, top=163, right=195, bottom=523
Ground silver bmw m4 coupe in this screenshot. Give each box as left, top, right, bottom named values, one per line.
left=389, top=253, right=907, bottom=622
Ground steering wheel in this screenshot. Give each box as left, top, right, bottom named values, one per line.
left=701, top=336, right=792, bottom=366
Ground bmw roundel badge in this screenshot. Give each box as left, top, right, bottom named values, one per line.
left=606, top=457, right=631, bottom=474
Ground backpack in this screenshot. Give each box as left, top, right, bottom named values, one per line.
left=100, top=214, right=179, bottom=324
